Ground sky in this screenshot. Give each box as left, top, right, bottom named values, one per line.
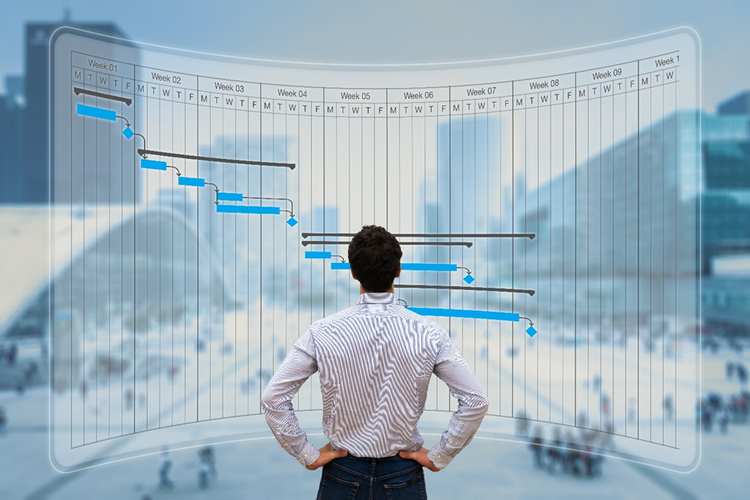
left=0, top=0, right=749, bottom=111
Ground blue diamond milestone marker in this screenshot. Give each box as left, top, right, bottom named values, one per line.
left=463, top=274, right=475, bottom=284
left=287, top=217, right=298, bottom=227
left=123, top=127, right=134, bottom=139
left=526, top=325, right=537, bottom=337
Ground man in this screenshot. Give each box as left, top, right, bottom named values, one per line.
left=262, top=225, right=488, bottom=499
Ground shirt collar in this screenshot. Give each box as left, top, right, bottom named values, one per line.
left=357, top=292, right=396, bottom=306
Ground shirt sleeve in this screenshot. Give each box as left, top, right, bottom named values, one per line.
left=261, top=330, right=321, bottom=468
left=427, top=331, right=489, bottom=469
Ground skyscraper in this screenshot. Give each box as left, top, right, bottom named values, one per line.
left=0, top=76, right=25, bottom=203
left=23, top=21, right=129, bottom=203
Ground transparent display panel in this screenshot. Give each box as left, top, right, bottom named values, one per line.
left=50, top=27, right=700, bottom=472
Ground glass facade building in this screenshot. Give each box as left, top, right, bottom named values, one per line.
left=519, top=103, right=750, bottom=337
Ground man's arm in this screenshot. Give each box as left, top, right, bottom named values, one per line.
left=261, top=331, right=321, bottom=467
left=425, top=332, right=489, bottom=470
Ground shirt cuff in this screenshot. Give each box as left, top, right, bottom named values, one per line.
left=295, top=441, right=320, bottom=467
left=427, top=446, right=451, bottom=470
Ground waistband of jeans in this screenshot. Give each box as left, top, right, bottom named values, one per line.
left=341, top=454, right=405, bottom=462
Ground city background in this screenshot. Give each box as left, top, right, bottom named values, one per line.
left=1, top=1, right=749, bottom=499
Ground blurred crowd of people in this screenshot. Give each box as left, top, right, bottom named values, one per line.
left=0, top=342, right=42, bottom=394
left=693, top=358, right=750, bottom=434
left=697, top=389, right=750, bottom=433
left=527, top=425, right=605, bottom=478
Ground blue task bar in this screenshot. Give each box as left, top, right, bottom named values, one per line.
left=409, top=308, right=520, bottom=322
left=330, top=262, right=457, bottom=272
left=402, top=263, right=457, bottom=272
left=140, top=158, right=167, bottom=170
left=76, top=103, right=116, bottom=121
left=217, top=192, right=243, bottom=201
left=305, top=251, right=332, bottom=259
left=216, top=205, right=280, bottom=214
left=178, top=176, right=205, bottom=187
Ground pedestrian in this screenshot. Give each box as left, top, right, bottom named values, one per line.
left=717, top=406, right=729, bottom=433
left=197, top=445, right=217, bottom=486
left=547, top=430, right=563, bottom=474
left=198, top=454, right=210, bottom=489
left=515, top=409, right=530, bottom=437
left=529, top=428, right=545, bottom=469
left=702, top=402, right=713, bottom=432
left=663, top=394, right=674, bottom=421
left=726, top=361, right=735, bottom=379
left=738, top=364, right=749, bottom=385
left=25, top=362, right=39, bottom=385
left=262, top=226, right=489, bottom=499
left=158, top=449, right=174, bottom=490
left=7, top=344, right=17, bottom=365
left=0, top=406, right=7, bottom=436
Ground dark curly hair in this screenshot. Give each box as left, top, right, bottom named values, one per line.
left=348, top=225, right=402, bottom=292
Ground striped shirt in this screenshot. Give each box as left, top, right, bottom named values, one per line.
left=261, top=292, right=489, bottom=469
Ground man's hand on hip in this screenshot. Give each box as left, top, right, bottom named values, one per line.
left=306, top=443, right=348, bottom=471
left=398, top=448, right=440, bottom=472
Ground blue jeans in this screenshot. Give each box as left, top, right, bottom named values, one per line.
left=317, top=455, right=427, bottom=500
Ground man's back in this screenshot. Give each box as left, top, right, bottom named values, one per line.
left=263, top=292, right=488, bottom=469
left=307, top=293, right=446, bottom=457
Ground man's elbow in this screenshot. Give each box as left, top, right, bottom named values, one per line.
left=261, top=384, right=291, bottom=412
left=467, top=390, right=489, bottom=417
left=260, top=387, right=274, bottom=411
left=476, top=392, right=489, bottom=415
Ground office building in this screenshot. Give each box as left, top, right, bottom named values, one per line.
left=518, top=94, right=750, bottom=336
left=717, top=90, right=750, bottom=115
left=0, top=76, right=25, bottom=203
left=23, top=21, right=132, bottom=203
